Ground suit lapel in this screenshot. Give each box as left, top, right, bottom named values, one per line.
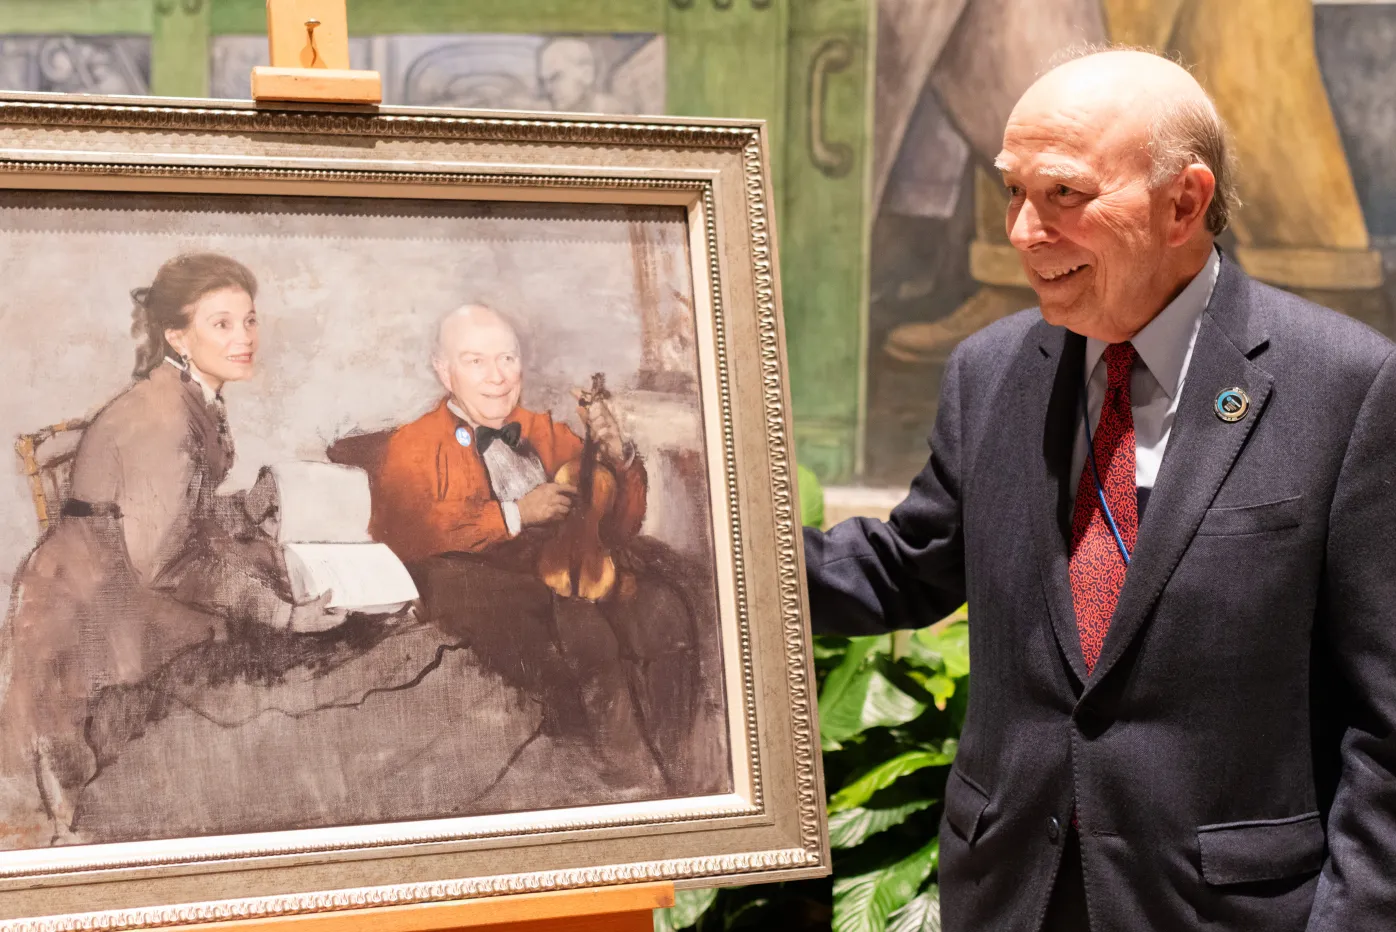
left=1083, top=257, right=1272, bottom=694
left=1027, top=321, right=1091, bottom=686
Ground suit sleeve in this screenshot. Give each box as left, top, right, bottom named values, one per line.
left=1308, top=347, right=1396, bottom=930
left=802, top=343, right=969, bottom=636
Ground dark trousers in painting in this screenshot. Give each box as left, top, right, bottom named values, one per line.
left=409, top=535, right=727, bottom=798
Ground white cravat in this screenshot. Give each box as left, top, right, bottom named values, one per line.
left=447, top=400, right=546, bottom=537
left=1070, top=248, right=1221, bottom=500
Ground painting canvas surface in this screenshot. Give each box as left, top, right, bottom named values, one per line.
left=0, top=191, right=731, bottom=852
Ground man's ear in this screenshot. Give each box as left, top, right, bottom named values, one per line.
left=431, top=355, right=451, bottom=394
left=1169, top=163, right=1216, bottom=245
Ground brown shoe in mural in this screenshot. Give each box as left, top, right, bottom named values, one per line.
left=883, top=284, right=1038, bottom=365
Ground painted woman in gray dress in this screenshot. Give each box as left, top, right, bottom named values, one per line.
left=0, top=253, right=334, bottom=844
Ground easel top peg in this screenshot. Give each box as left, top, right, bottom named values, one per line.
left=267, top=0, right=350, bottom=70
left=252, top=0, right=381, bottom=103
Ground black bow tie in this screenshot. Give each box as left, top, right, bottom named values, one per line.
left=475, top=421, right=522, bottom=453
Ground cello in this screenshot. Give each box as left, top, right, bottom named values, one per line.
left=537, top=373, right=619, bottom=601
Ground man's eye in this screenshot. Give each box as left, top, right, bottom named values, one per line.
left=1006, top=185, right=1024, bottom=198
left=1055, top=184, right=1074, bottom=197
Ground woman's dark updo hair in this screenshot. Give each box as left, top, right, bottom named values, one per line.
left=130, top=253, right=258, bottom=378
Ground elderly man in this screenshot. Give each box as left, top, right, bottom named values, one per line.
left=371, top=304, right=646, bottom=561
left=371, top=304, right=722, bottom=796
left=805, top=49, right=1396, bottom=931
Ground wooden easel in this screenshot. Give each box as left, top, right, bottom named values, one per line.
left=251, top=0, right=382, bottom=103
left=164, top=882, right=675, bottom=931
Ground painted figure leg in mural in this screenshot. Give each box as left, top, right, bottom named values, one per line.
left=883, top=0, right=1106, bottom=365
left=1166, top=0, right=1387, bottom=325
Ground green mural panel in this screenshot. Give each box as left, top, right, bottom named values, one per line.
left=151, top=0, right=211, bottom=97
left=780, top=0, right=872, bottom=482
left=0, top=0, right=152, bottom=34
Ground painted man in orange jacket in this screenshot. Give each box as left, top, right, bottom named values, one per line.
left=370, top=304, right=647, bottom=564
left=367, top=304, right=725, bottom=798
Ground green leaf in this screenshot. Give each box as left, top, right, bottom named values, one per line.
left=829, top=749, right=953, bottom=812
left=818, top=636, right=906, bottom=747
left=887, top=887, right=942, bottom=932
left=829, top=797, right=936, bottom=849
left=819, top=657, right=926, bottom=747
left=798, top=463, right=825, bottom=528
left=906, top=671, right=955, bottom=710
left=653, top=887, right=719, bottom=931
left=833, top=839, right=940, bottom=932
left=915, top=621, right=969, bottom=679
left=813, top=636, right=848, bottom=661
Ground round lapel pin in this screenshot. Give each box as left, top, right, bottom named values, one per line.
left=455, top=425, right=472, bottom=447
left=1214, top=387, right=1250, bottom=423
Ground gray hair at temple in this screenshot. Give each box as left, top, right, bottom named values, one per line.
left=431, top=303, right=525, bottom=362
left=1050, top=43, right=1240, bottom=236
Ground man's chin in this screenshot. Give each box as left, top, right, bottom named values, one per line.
left=1037, top=299, right=1090, bottom=330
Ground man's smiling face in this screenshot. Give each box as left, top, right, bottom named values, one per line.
left=996, top=61, right=1179, bottom=341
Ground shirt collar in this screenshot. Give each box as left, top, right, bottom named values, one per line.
left=1083, top=247, right=1220, bottom=399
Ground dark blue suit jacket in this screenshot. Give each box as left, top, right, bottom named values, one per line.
left=804, top=256, right=1396, bottom=931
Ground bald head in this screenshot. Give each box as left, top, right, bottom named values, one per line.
left=994, top=48, right=1229, bottom=343
left=1006, top=50, right=1233, bottom=232
left=434, top=304, right=518, bottom=362
left=432, top=304, right=524, bottom=428
left=1014, top=51, right=1209, bottom=151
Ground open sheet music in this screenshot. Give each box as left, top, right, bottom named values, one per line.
left=271, top=462, right=419, bottom=614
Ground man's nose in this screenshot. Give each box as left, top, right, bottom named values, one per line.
left=1008, top=197, right=1055, bottom=250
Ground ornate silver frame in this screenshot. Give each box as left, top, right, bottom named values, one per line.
left=0, top=92, right=826, bottom=929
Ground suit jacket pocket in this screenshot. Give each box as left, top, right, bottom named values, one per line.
left=1197, top=812, right=1325, bottom=886
left=945, top=768, right=990, bottom=844
left=1196, top=495, right=1302, bottom=537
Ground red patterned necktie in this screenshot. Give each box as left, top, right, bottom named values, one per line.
left=1070, top=342, right=1139, bottom=673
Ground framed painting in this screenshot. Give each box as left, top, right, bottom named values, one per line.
left=0, top=91, right=826, bottom=928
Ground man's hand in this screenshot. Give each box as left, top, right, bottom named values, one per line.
left=574, top=392, right=629, bottom=466
left=518, top=482, right=576, bottom=526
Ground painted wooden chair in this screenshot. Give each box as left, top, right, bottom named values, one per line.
left=15, top=417, right=88, bottom=531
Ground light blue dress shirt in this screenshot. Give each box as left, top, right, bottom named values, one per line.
left=1070, top=247, right=1222, bottom=501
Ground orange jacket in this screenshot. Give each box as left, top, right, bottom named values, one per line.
left=370, top=399, right=647, bottom=563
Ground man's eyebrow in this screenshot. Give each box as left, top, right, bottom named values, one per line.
left=1038, top=164, right=1089, bottom=184
left=993, top=155, right=1013, bottom=173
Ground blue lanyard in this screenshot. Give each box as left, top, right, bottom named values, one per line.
left=1080, top=387, right=1132, bottom=566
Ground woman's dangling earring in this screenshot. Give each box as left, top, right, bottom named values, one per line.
left=179, top=353, right=192, bottom=382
